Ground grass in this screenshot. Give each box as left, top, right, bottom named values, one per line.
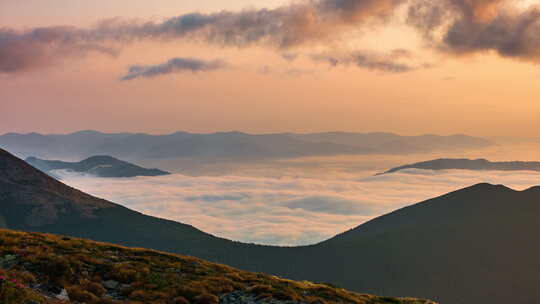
left=0, top=229, right=436, bottom=304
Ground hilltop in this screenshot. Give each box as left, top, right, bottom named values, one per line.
left=0, top=229, right=434, bottom=304
left=378, top=158, right=540, bottom=175
left=25, top=155, right=170, bottom=178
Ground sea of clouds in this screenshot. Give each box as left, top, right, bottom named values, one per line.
left=59, top=166, right=540, bottom=246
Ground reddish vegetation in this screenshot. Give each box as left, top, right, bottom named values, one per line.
left=0, top=229, right=436, bottom=304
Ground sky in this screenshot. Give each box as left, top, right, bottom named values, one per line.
left=1, top=0, right=540, bottom=136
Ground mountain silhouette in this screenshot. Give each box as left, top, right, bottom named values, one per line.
left=379, top=158, right=540, bottom=174
left=2, top=148, right=540, bottom=304
left=0, top=131, right=492, bottom=161
left=25, top=155, right=170, bottom=178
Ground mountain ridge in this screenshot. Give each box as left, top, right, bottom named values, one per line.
left=25, top=155, right=170, bottom=178
left=378, top=158, right=540, bottom=175
left=0, top=131, right=493, bottom=161
left=3, top=148, right=540, bottom=304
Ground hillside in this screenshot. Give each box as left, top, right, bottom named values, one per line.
left=25, top=155, right=170, bottom=178
left=379, top=158, right=540, bottom=174
left=4, top=148, right=540, bottom=303
left=0, top=230, right=434, bottom=304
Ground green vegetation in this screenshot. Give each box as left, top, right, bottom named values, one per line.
left=0, top=229, right=435, bottom=304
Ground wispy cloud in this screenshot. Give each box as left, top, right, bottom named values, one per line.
left=120, top=57, right=227, bottom=80
left=311, top=49, right=420, bottom=73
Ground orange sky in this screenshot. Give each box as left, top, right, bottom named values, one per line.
left=1, top=0, right=540, bottom=136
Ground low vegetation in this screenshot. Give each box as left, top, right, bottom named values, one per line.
left=0, top=229, right=435, bottom=304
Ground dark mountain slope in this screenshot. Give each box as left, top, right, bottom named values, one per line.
left=379, top=158, right=540, bottom=174
left=0, top=230, right=434, bottom=304
left=278, top=183, right=540, bottom=304
left=25, top=155, right=170, bottom=178
left=3, top=148, right=540, bottom=304
left=0, top=148, right=241, bottom=257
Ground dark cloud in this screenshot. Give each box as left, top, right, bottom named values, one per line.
left=0, top=26, right=117, bottom=73
left=120, top=57, right=226, bottom=80
left=407, top=0, right=540, bottom=61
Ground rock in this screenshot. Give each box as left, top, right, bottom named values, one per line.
left=102, top=279, right=120, bottom=290
left=120, top=283, right=131, bottom=290
left=55, top=288, right=70, bottom=301
left=0, top=254, right=17, bottom=268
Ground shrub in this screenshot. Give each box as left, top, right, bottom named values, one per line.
left=0, top=277, right=42, bottom=304
left=41, top=256, right=73, bottom=283
left=129, top=289, right=167, bottom=301
left=67, top=285, right=101, bottom=303
left=192, top=293, right=219, bottom=304
left=82, top=279, right=107, bottom=297
left=173, top=296, right=191, bottom=304
left=249, top=284, right=274, bottom=294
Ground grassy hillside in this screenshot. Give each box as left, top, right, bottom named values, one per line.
left=0, top=229, right=435, bottom=304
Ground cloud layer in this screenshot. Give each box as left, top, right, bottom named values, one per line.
left=59, top=167, right=540, bottom=246
left=120, top=57, right=226, bottom=80
left=2, top=0, right=540, bottom=74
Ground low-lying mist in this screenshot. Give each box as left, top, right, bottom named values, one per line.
left=59, top=166, right=540, bottom=246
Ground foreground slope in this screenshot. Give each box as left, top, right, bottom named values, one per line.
left=379, top=158, right=540, bottom=174
left=3, top=148, right=540, bottom=304
left=0, top=230, right=433, bottom=304
left=26, top=155, right=170, bottom=178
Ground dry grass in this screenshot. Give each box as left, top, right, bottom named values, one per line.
left=0, top=229, right=436, bottom=304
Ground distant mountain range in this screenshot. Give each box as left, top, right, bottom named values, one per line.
left=25, top=155, right=170, bottom=178
left=0, top=130, right=493, bottom=161
left=379, top=158, right=540, bottom=174
left=4, top=148, right=540, bottom=304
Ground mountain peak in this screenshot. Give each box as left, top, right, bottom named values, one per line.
left=467, top=182, right=513, bottom=190
left=82, top=155, right=120, bottom=162
left=0, top=148, right=115, bottom=227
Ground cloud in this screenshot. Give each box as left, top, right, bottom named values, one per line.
left=311, top=49, right=419, bottom=72
left=0, top=0, right=406, bottom=73
left=0, top=26, right=118, bottom=73
left=282, top=195, right=378, bottom=215
left=407, top=0, right=540, bottom=61
left=3, top=0, right=540, bottom=73
left=120, top=57, right=227, bottom=80
left=58, top=166, right=540, bottom=246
